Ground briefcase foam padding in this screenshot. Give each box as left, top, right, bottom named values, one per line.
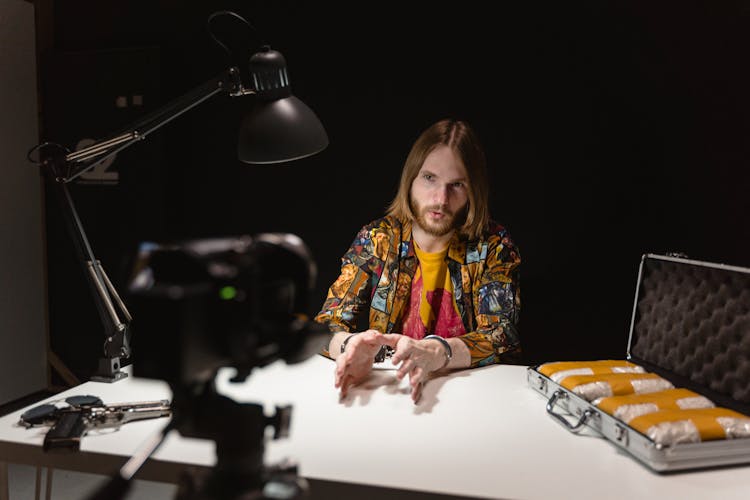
left=595, top=388, right=714, bottom=423
left=559, top=372, right=674, bottom=401
left=537, top=360, right=645, bottom=383
left=628, top=408, right=750, bottom=445
left=630, top=258, right=750, bottom=405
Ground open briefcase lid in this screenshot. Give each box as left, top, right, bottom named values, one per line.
left=626, top=253, right=750, bottom=416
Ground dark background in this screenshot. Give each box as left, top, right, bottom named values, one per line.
left=34, top=0, right=750, bottom=381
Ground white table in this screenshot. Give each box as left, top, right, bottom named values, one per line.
left=1, top=355, right=749, bottom=499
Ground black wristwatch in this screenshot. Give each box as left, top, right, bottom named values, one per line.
left=340, top=333, right=358, bottom=353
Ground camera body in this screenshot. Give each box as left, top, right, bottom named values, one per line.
left=126, top=233, right=323, bottom=387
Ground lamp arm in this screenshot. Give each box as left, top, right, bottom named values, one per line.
left=41, top=66, right=249, bottom=382
left=46, top=176, right=131, bottom=382
left=63, top=67, right=248, bottom=183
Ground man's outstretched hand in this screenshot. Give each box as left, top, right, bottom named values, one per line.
left=381, top=334, right=446, bottom=403
left=334, top=330, right=391, bottom=399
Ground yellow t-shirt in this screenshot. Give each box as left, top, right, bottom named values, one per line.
left=400, top=244, right=466, bottom=339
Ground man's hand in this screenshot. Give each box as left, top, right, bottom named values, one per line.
left=381, top=334, right=447, bottom=403
left=334, top=330, right=389, bottom=399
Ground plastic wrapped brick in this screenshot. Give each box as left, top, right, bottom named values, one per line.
left=594, top=388, right=715, bottom=423
left=537, top=360, right=646, bottom=384
left=559, top=372, right=674, bottom=402
left=628, top=408, right=750, bottom=446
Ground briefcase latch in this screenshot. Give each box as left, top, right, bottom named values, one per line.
left=536, top=375, right=547, bottom=393
left=615, top=423, right=629, bottom=445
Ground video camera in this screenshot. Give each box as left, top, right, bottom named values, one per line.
left=127, top=233, right=325, bottom=386
left=119, top=232, right=328, bottom=499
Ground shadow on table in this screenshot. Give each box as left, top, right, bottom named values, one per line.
left=341, top=368, right=472, bottom=414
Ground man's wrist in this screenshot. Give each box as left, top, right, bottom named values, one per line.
left=340, top=332, right=359, bottom=353
left=422, top=335, right=452, bottom=370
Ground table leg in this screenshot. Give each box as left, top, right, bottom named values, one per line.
left=45, top=468, right=53, bottom=500
left=35, top=466, right=41, bottom=500
left=0, top=461, right=8, bottom=500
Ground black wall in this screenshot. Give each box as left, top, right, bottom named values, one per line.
left=39, top=1, right=750, bottom=380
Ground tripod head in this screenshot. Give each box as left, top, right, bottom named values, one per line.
left=170, top=375, right=308, bottom=500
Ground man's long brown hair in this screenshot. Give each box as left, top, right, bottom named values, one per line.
left=386, top=119, right=489, bottom=240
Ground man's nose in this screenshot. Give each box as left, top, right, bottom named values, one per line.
left=433, top=185, right=449, bottom=205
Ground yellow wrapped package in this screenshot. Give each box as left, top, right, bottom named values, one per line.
left=559, top=372, right=674, bottom=402
left=537, top=360, right=645, bottom=383
left=629, top=408, right=750, bottom=446
left=595, top=388, right=715, bottom=423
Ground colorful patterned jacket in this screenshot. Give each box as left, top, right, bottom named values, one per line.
left=314, top=215, right=521, bottom=367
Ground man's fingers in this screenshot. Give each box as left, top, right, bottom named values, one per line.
left=334, top=355, right=347, bottom=382
left=379, top=333, right=402, bottom=348
left=360, top=329, right=387, bottom=343
left=341, top=374, right=351, bottom=396
left=409, top=367, right=427, bottom=403
left=409, top=366, right=425, bottom=387
left=335, top=353, right=354, bottom=387
left=391, top=341, right=411, bottom=364
left=396, top=358, right=414, bottom=380
left=340, top=373, right=355, bottom=399
left=411, top=381, right=422, bottom=404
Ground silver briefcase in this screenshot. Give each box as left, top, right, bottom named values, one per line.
left=528, top=253, right=750, bottom=472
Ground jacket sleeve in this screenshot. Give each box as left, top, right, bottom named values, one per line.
left=457, top=228, right=522, bottom=367
left=313, top=223, right=380, bottom=333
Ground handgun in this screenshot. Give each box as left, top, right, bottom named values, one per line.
left=19, top=395, right=171, bottom=451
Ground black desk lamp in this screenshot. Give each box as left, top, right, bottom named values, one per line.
left=30, top=12, right=328, bottom=383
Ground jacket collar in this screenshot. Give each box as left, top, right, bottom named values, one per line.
left=401, top=219, right=466, bottom=264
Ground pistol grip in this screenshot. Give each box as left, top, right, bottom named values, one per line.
left=44, top=411, right=85, bottom=452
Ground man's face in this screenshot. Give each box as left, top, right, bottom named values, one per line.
left=409, top=145, right=470, bottom=237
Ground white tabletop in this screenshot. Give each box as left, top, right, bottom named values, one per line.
left=1, top=355, right=749, bottom=499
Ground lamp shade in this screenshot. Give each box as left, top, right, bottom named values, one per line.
left=238, top=95, right=329, bottom=164
left=237, top=46, right=328, bottom=164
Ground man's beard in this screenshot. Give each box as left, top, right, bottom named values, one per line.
left=410, top=199, right=467, bottom=237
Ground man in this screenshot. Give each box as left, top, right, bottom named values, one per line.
left=315, top=119, right=521, bottom=403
